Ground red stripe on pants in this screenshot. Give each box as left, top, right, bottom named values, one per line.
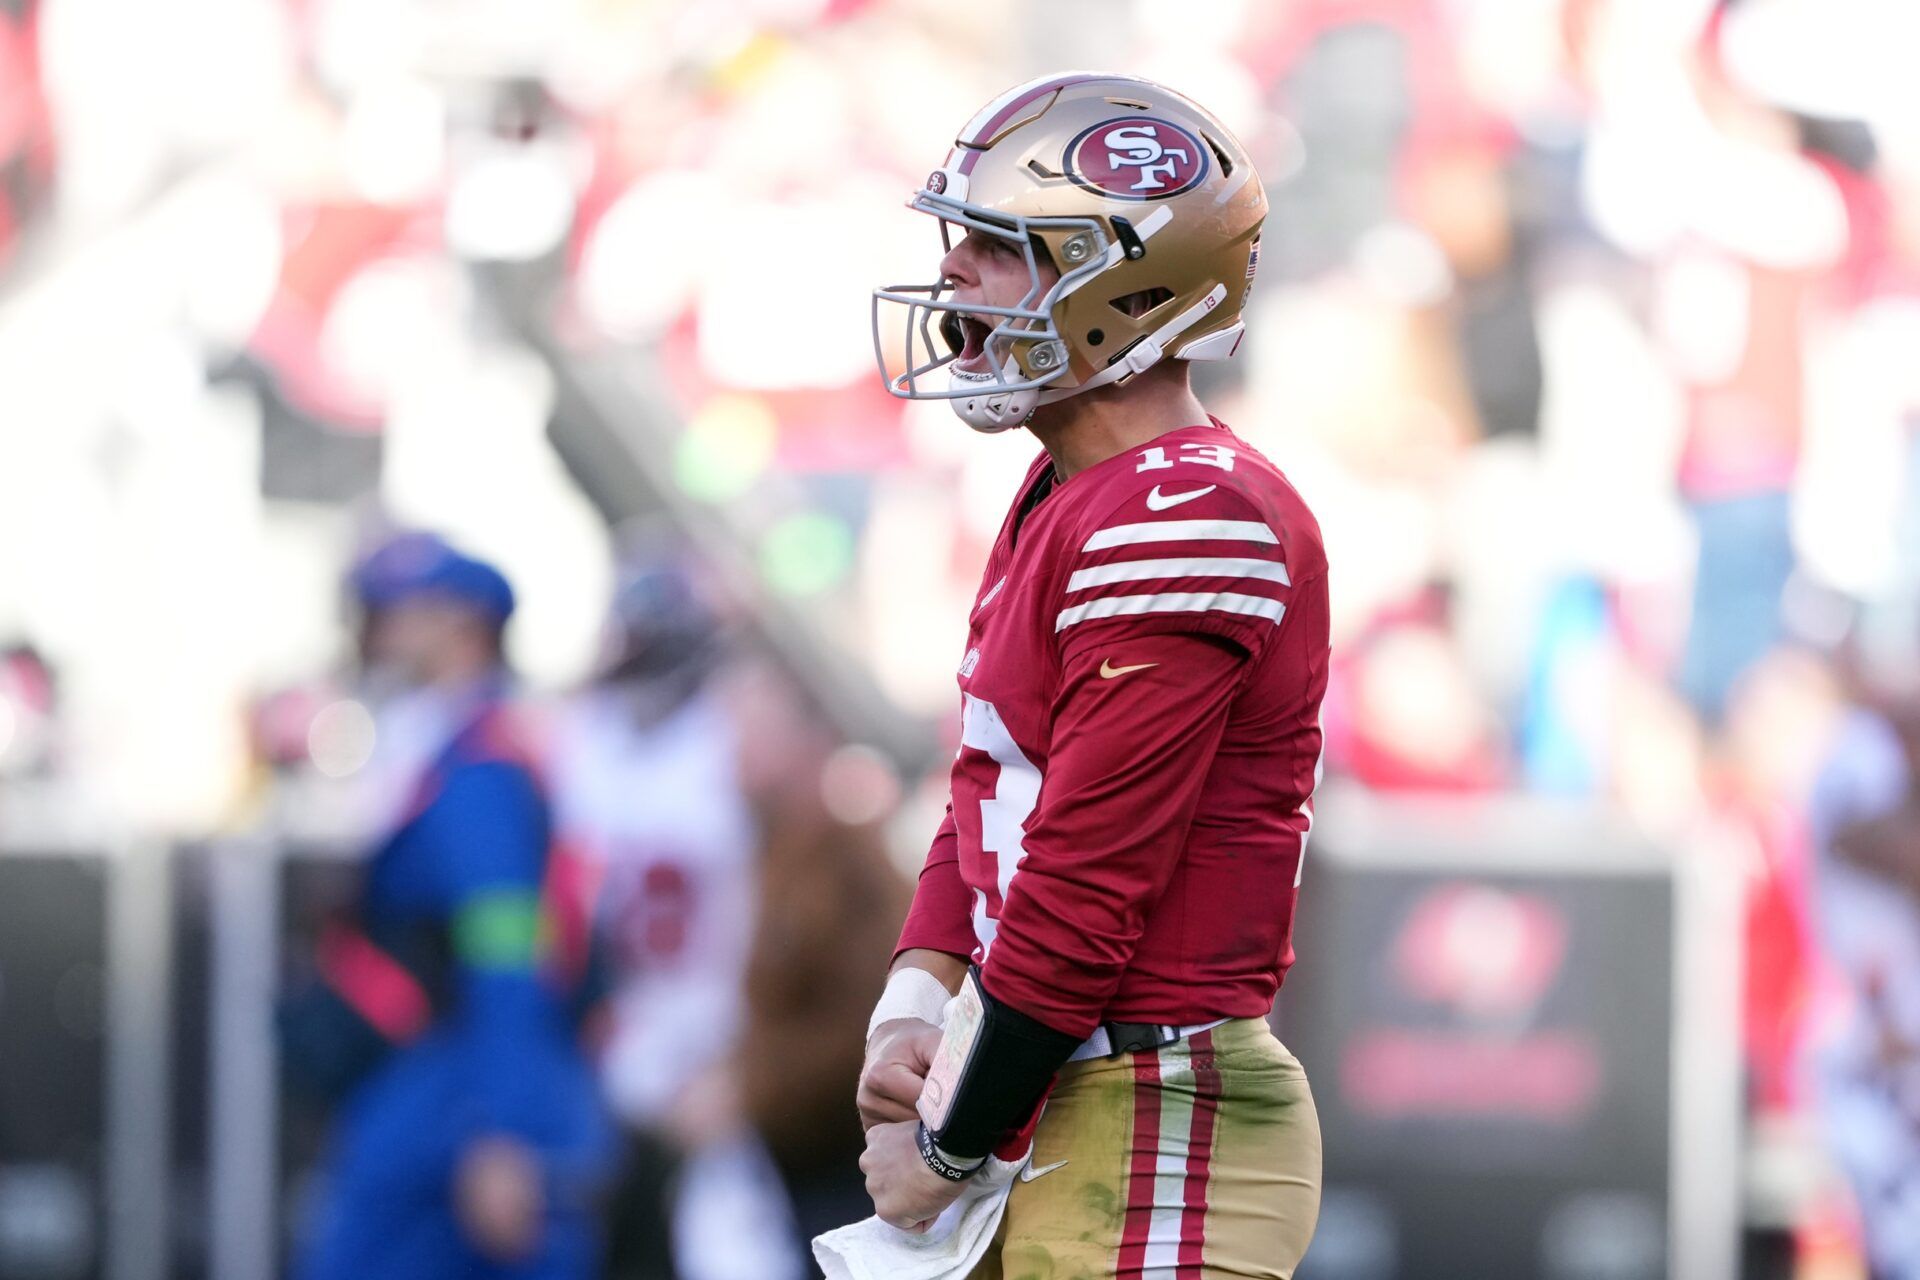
left=1178, top=1029, right=1222, bottom=1277
left=1116, top=1049, right=1163, bottom=1276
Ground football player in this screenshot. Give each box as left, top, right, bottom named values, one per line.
left=857, top=74, right=1329, bottom=1276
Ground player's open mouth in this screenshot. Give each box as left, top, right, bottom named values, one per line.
left=944, top=312, right=995, bottom=374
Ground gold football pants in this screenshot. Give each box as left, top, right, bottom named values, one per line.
left=971, top=1018, right=1321, bottom=1280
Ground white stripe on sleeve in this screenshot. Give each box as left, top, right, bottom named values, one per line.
left=1082, top=520, right=1278, bottom=551
left=1055, top=591, right=1287, bottom=632
left=1066, top=556, right=1292, bottom=593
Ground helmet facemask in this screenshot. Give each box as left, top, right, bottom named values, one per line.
left=872, top=190, right=1111, bottom=433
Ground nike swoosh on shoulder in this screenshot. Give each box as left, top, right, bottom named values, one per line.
left=1099, top=660, right=1158, bottom=679
left=1019, top=1158, right=1069, bottom=1182
left=1145, top=484, right=1217, bottom=511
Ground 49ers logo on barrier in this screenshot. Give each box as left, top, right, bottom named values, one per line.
left=1064, top=117, right=1210, bottom=200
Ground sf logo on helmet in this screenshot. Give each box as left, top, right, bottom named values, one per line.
left=1105, top=126, right=1189, bottom=191
left=1065, top=117, right=1210, bottom=201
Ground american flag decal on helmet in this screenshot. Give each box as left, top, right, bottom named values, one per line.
left=1246, top=237, right=1262, bottom=280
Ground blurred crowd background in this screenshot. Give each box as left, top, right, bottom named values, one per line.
left=4, top=0, right=1920, bottom=1277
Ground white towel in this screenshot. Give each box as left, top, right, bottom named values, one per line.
left=810, top=1151, right=1025, bottom=1280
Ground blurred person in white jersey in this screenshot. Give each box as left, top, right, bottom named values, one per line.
left=547, top=554, right=805, bottom=1280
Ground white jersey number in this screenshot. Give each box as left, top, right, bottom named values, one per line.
left=958, top=693, right=1041, bottom=957
left=1136, top=442, right=1238, bottom=473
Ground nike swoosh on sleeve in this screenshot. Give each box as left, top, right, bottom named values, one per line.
left=1145, top=484, right=1217, bottom=511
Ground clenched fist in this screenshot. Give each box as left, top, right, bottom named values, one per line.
left=861, top=1119, right=966, bottom=1232
left=857, top=1018, right=944, bottom=1131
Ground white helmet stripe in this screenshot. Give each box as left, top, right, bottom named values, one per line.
left=1035, top=282, right=1227, bottom=405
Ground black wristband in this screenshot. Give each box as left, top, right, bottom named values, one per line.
left=915, top=1121, right=984, bottom=1182
left=920, top=967, right=1082, bottom=1162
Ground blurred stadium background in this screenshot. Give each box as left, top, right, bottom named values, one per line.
left=4, top=0, right=1920, bottom=1277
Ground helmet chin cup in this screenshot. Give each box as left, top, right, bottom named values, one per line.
left=950, top=364, right=1037, bottom=433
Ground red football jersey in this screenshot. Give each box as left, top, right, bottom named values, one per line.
left=897, top=421, right=1331, bottom=1038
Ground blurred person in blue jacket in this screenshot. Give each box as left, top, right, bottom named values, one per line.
left=291, top=531, right=613, bottom=1280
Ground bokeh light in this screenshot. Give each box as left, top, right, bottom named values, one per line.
left=758, top=510, right=854, bottom=597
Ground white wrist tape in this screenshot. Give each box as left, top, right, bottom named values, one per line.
left=867, top=966, right=954, bottom=1042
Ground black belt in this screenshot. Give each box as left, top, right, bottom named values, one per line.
left=1068, top=1017, right=1230, bottom=1062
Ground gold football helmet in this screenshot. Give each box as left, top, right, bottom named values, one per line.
left=873, top=72, right=1268, bottom=432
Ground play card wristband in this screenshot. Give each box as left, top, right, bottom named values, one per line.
left=914, top=965, right=1081, bottom=1166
